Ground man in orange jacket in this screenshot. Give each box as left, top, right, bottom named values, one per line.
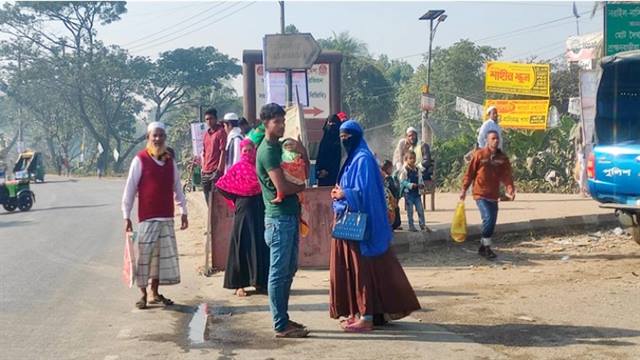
left=460, top=130, right=515, bottom=259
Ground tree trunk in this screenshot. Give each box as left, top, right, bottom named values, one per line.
left=45, top=137, right=62, bottom=175
left=0, top=129, right=20, bottom=159
left=114, top=134, right=146, bottom=173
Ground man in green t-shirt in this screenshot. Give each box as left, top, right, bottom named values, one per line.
left=256, top=103, right=310, bottom=338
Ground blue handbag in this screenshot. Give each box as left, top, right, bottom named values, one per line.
left=332, top=209, right=369, bottom=242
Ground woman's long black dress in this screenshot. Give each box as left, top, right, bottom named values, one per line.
left=219, top=191, right=270, bottom=290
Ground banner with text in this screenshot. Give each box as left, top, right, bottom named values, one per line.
left=484, top=99, right=550, bottom=130
left=455, top=97, right=484, bottom=121
left=485, top=61, right=550, bottom=97
left=190, top=122, right=208, bottom=160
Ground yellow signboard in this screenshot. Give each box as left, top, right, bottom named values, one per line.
left=484, top=99, right=549, bottom=130
left=485, top=61, right=550, bottom=97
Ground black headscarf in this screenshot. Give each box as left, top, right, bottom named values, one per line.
left=315, top=114, right=342, bottom=186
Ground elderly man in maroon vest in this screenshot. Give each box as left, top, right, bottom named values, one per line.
left=122, top=121, right=189, bottom=310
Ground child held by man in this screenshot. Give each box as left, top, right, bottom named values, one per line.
left=271, top=138, right=310, bottom=236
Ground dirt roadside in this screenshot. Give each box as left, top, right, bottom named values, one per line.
left=170, top=192, right=640, bottom=360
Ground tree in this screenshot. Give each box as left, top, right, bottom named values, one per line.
left=5, top=56, right=82, bottom=174
left=318, top=31, right=369, bottom=58
left=0, top=1, right=133, bottom=173
left=394, top=40, right=502, bottom=137
left=284, top=24, right=300, bottom=34
left=140, top=46, right=241, bottom=123
left=549, top=62, right=580, bottom=114
left=376, top=55, right=414, bottom=89
left=318, top=31, right=395, bottom=127
left=166, top=84, right=242, bottom=167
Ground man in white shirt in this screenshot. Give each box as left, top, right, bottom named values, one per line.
left=221, top=112, right=244, bottom=172
left=477, top=106, right=502, bottom=149
left=122, top=121, right=188, bottom=310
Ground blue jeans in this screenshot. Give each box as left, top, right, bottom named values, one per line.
left=476, top=199, right=499, bottom=240
left=264, top=215, right=300, bottom=332
left=405, top=194, right=425, bottom=229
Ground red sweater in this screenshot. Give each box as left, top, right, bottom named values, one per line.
left=137, top=150, right=175, bottom=222
left=462, top=148, right=514, bottom=201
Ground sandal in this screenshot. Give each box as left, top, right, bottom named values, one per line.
left=135, top=297, right=147, bottom=310
left=149, top=294, right=174, bottom=306
left=275, top=325, right=310, bottom=338
left=289, top=320, right=306, bottom=329
left=235, top=288, right=248, bottom=297
left=339, top=317, right=357, bottom=329
left=343, top=322, right=373, bottom=333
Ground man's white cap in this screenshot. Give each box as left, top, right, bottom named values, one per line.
left=223, top=112, right=239, bottom=121
left=406, top=126, right=418, bottom=135
left=147, top=121, right=166, bottom=133
left=486, top=105, right=497, bottom=115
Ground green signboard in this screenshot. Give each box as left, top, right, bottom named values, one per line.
left=605, top=2, right=640, bottom=56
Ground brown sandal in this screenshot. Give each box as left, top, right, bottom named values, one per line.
left=275, top=325, right=309, bottom=338
left=149, top=294, right=174, bottom=306
left=135, top=297, right=147, bottom=310
left=289, top=320, right=306, bottom=329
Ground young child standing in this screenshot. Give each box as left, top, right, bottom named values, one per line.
left=381, top=160, right=401, bottom=231
left=398, top=150, right=428, bottom=232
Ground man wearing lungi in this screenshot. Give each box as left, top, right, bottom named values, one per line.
left=122, top=121, right=189, bottom=309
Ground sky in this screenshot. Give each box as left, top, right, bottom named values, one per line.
left=94, top=0, right=603, bottom=94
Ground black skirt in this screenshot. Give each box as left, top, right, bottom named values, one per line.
left=220, top=193, right=270, bottom=289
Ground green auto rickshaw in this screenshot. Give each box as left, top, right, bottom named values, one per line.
left=14, top=151, right=45, bottom=182
left=0, top=179, right=35, bottom=212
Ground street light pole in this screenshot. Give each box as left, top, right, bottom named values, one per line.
left=421, top=18, right=434, bottom=145
left=427, top=18, right=434, bottom=94
left=279, top=1, right=293, bottom=105
left=419, top=10, right=446, bottom=145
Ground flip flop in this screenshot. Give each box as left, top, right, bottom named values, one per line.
left=149, top=294, right=174, bottom=306
left=135, top=297, right=147, bottom=310
left=275, top=326, right=309, bottom=338
left=235, top=288, right=248, bottom=297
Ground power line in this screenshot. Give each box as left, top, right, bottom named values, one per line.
left=131, top=2, right=256, bottom=53
left=123, top=2, right=229, bottom=47
left=473, top=9, right=590, bottom=44
left=124, top=2, right=208, bottom=19
left=392, top=8, right=595, bottom=61
left=510, top=40, right=565, bottom=60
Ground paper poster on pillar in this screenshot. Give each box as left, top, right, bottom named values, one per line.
left=255, top=63, right=331, bottom=120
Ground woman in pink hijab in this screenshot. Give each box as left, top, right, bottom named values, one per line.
left=216, top=139, right=269, bottom=296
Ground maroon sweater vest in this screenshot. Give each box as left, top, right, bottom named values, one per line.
left=137, top=150, right=174, bottom=222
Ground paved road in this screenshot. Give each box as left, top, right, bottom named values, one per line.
left=0, top=176, right=135, bottom=359
left=3, top=176, right=638, bottom=360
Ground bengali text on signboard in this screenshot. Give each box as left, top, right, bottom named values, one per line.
left=484, top=99, right=550, bottom=130
left=605, top=2, right=640, bottom=56
left=485, top=61, right=550, bottom=97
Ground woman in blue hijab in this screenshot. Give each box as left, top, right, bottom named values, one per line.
left=329, top=119, right=420, bottom=332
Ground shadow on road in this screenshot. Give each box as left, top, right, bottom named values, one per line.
left=311, top=322, right=640, bottom=347
left=30, top=203, right=110, bottom=212
left=34, top=179, right=79, bottom=184
left=0, top=219, right=32, bottom=227
left=288, top=288, right=477, bottom=298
